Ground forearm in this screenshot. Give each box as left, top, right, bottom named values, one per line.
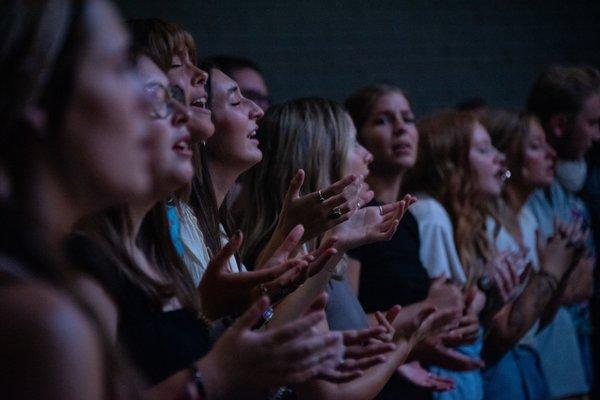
left=296, top=340, right=414, bottom=400
left=485, top=273, right=556, bottom=357
left=268, top=252, right=344, bottom=328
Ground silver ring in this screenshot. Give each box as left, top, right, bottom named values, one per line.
left=356, top=201, right=362, bottom=209
left=317, top=190, right=326, bottom=203
left=378, top=205, right=384, bottom=215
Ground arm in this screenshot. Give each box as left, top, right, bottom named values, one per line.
left=346, top=258, right=361, bottom=295
left=0, top=284, right=104, bottom=400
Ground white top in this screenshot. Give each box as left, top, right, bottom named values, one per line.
left=176, top=203, right=245, bottom=286
left=409, top=194, right=467, bottom=286
left=486, top=206, right=540, bottom=346
left=486, top=206, right=540, bottom=271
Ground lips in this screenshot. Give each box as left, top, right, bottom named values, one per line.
left=247, top=127, right=259, bottom=143
left=392, top=142, right=412, bottom=154
left=173, top=134, right=192, bottom=157
left=190, top=96, right=211, bottom=115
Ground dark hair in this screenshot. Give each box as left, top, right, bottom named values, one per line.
left=203, top=55, right=262, bottom=77
left=0, top=0, right=87, bottom=283
left=456, top=97, right=488, bottom=112
left=127, top=18, right=197, bottom=72
left=0, top=1, right=144, bottom=398
left=187, top=63, right=238, bottom=261
left=526, top=65, right=600, bottom=131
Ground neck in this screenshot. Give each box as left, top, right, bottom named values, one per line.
left=367, top=169, right=406, bottom=203
left=208, top=159, right=243, bottom=208
left=30, top=164, right=82, bottom=259
left=128, top=192, right=164, bottom=239
left=505, top=181, right=533, bottom=214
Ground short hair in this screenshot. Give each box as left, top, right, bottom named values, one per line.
left=127, top=18, right=197, bottom=72
left=526, top=65, right=600, bottom=130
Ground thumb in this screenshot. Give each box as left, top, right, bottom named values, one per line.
left=231, top=296, right=270, bottom=332
left=204, top=231, right=243, bottom=277
left=284, top=169, right=305, bottom=203
left=386, top=304, right=402, bottom=323
left=270, top=224, right=304, bottom=262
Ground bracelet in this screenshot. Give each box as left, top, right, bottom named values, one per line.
left=537, top=270, right=559, bottom=293
left=189, top=363, right=206, bottom=399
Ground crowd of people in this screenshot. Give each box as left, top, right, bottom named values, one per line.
left=1, top=0, right=599, bottom=399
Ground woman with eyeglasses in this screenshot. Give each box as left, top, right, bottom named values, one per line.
left=0, top=0, right=155, bottom=398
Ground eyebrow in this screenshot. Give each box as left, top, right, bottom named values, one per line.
left=227, top=85, right=239, bottom=95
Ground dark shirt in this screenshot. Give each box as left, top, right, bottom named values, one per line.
left=67, top=234, right=211, bottom=385
left=348, top=204, right=430, bottom=311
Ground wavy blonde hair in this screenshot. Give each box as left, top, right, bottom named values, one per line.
left=404, top=110, right=493, bottom=285
left=239, top=98, right=352, bottom=266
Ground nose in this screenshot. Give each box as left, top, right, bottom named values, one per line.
left=393, top=116, right=406, bottom=135
left=495, top=149, right=506, bottom=164
left=171, top=100, right=189, bottom=127
left=192, top=65, right=209, bottom=87
left=249, top=99, right=265, bottom=120
left=363, top=146, right=374, bottom=165
left=546, top=142, right=557, bottom=159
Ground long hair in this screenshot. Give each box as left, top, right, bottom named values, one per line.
left=482, top=109, right=537, bottom=244
left=0, top=1, right=144, bottom=398
left=240, top=97, right=353, bottom=266
left=404, top=111, right=493, bottom=285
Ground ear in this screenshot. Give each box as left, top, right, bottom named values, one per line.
left=548, top=113, right=567, bottom=139
left=22, top=105, right=48, bottom=135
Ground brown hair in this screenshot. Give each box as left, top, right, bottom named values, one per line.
left=0, top=1, right=144, bottom=397
left=344, top=83, right=408, bottom=136
left=240, top=97, right=353, bottom=265
left=127, top=18, right=197, bottom=72
left=526, top=65, right=600, bottom=133
left=404, top=111, right=493, bottom=284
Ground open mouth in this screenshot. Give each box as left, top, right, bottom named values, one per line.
left=392, top=142, right=412, bottom=153
left=173, top=136, right=192, bottom=156
left=247, top=130, right=258, bottom=140
left=190, top=97, right=209, bottom=110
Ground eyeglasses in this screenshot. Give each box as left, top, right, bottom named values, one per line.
left=144, top=82, right=186, bottom=119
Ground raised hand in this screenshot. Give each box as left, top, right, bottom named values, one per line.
left=198, top=297, right=345, bottom=397
left=324, top=194, right=415, bottom=252
left=413, top=337, right=485, bottom=371
left=275, top=170, right=363, bottom=242
left=397, top=361, right=455, bottom=392
left=198, top=228, right=336, bottom=320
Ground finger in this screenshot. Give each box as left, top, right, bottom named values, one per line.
left=269, top=311, right=326, bottom=343
left=307, top=247, right=338, bottom=277
left=320, top=174, right=357, bottom=199
left=375, top=311, right=395, bottom=335
left=238, top=259, right=301, bottom=287
left=284, top=169, right=305, bottom=204
left=203, top=231, right=243, bottom=278
left=315, top=368, right=363, bottom=384
left=231, top=296, right=270, bottom=332
left=386, top=304, right=403, bottom=323
left=266, top=225, right=305, bottom=265
left=505, top=257, right=520, bottom=288
left=343, top=326, right=386, bottom=345
left=519, top=262, right=532, bottom=284
left=307, top=292, right=329, bottom=313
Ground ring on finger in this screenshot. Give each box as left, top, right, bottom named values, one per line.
left=356, top=201, right=361, bottom=209
left=328, top=207, right=343, bottom=220
left=317, top=190, right=326, bottom=203
left=378, top=205, right=384, bottom=216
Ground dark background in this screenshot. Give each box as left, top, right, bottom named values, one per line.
left=115, top=0, right=600, bottom=116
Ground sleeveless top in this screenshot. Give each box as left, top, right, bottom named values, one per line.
left=66, top=234, right=212, bottom=385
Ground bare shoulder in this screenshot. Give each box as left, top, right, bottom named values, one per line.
left=0, top=282, right=104, bottom=400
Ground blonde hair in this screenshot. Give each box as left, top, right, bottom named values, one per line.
left=239, top=98, right=353, bottom=266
